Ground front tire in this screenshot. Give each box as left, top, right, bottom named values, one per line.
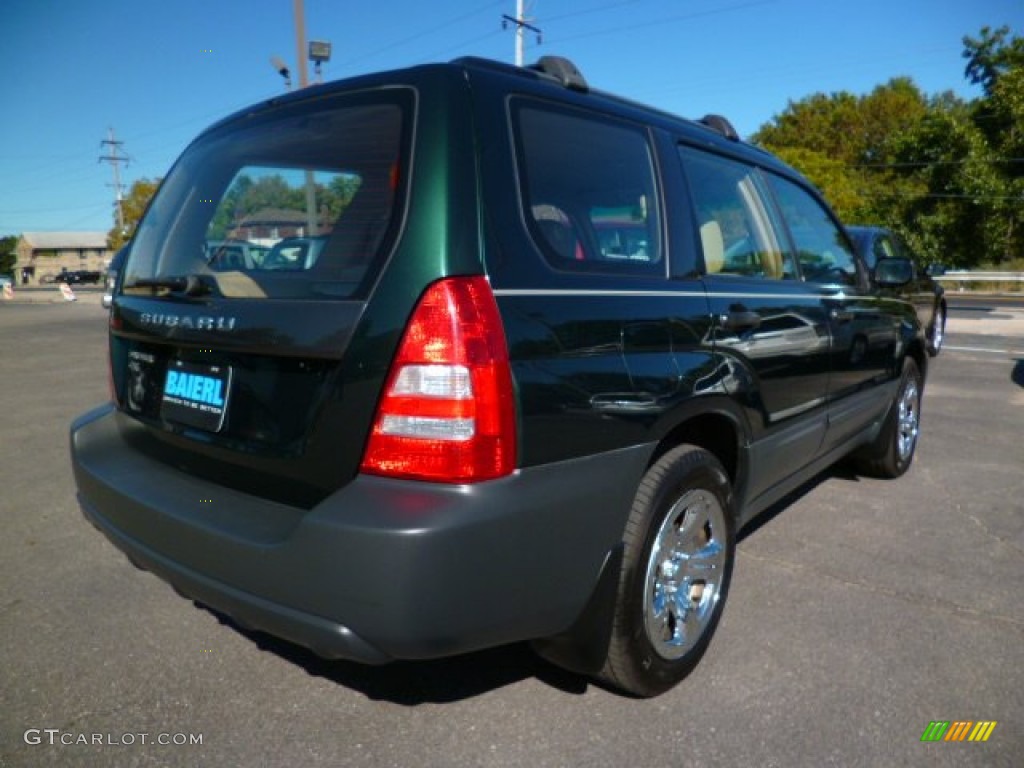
left=598, top=445, right=735, bottom=697
left=856, top=357, right=922, bottom=478
left=928, top=304, right=945, bottom=357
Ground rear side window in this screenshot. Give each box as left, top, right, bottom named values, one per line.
left=679, top=146, right=793, bottom=280
left=124, top=93, right=410, bottom=300
left=514, top=103, right=662, bottom=274
left=763, top=173, right=859, bottom=287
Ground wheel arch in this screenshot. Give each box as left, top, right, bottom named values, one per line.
left=905, top=332, right=929, bottom=385
left=648, top=403, right=746, bottom=500
left=532, top=403, right=748, bottom=679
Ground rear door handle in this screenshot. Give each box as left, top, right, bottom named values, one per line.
left=830, top=308, right=855, bottom=323
left=591, top=393, right=660, bottom=413
left=721, top=310, right=762, bottom=331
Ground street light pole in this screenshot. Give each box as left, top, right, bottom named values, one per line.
left=270, top=2, right=330, bottom=236
left=293, top=0, right=309, bottom=89
left=292, top=0, right=317, bottom=235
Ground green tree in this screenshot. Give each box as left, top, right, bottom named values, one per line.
left=207, top=171, right=364, bottom=240
left=207, top=174, right=254, bottom=240
left=752, top=79, right=930, bottom=223
left=320, top=174, right=362, bottom=224
left=769, top=146, right=863, bottom=220
left=978, top=52, right=1024, bottom=263
left=754, top=90, right=863, bottom=164
left=886, top=96, right=1000, bottom=266
left=962, top=25, right=1024, bottom=96
left=753, top=28, right=1024, bottom=267
left=237, top=175, right=304, bottom=214
left=755, top=79, right=928, bottom=167
left=0, top=235, right=17, bottom=277
left=108, top=178, right=161, bottom=250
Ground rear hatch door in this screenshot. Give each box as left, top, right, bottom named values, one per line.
left=112, top=87, right=414, bottom=507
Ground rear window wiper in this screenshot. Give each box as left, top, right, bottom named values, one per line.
left=130, top=274, right=211, bottom=297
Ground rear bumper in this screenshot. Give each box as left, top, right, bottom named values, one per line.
left=71, top=404, right=649, bottom=663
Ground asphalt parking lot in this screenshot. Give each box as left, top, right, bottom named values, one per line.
left=1, top=293, right=1022, bottom=767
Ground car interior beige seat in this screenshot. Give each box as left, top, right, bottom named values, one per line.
left=700, top=220, right=725, bottom=274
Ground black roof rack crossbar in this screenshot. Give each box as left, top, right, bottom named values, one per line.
left=453, top=56, right=742, bottom=143
left=698, top=114, right=740, bottom=141
left=528, top=56, right=589, bottom=92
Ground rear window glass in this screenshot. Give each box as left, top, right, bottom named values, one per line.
left=514, top=102, right=662, bottom=274
left=124, top=92, right=410, bottom=300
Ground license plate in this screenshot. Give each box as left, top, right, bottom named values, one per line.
left=160, top=359, right=232, bottom=432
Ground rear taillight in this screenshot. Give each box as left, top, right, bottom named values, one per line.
left=360, top=276, right=516, bottom=482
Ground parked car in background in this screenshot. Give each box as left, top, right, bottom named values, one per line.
left=53, top=269, right=103, bottom=285
left=103, top=246, right=129, bottom=309
left=205, top=240, right=271, bottom=271
left=847, top=225, right=946, bottom=356
left=259, top=235, right=328, bottom=271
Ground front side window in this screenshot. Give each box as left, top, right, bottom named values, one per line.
left=515, top=103, right=662, bottom=274
left=680, top=146, right=793, bottom=279
left=124, top=93, right=410, bottom=300
left=764, top=174, right=859, bottom=287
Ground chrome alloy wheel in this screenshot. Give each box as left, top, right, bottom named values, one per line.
left=642, top=489, right=728, bottom=660
left=931, top=308, right=945, bottom=353
left=896, top=377, right=920, bottom=463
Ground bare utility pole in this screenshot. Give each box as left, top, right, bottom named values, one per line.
left=502, top=0, right=542, bottom=66
left=99, top=128, right=129, bottom=235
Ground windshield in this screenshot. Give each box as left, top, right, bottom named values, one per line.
left=124, top=90, right=411, bottom=301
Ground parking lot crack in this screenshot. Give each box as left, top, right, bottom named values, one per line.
left=955, top=503, right=1024, bottom=558
left=738, top=549, right=1024, bottom=630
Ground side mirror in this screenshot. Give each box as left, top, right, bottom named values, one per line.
left=874, top=257, right=914, bottom=287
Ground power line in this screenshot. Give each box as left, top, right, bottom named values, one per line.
left=418, top=29, right=504, bottom=64
left=551, top=0, right=776, bottom=46
left=854, top=158, right=1024, bottom=169
left=333, top=1, right=505, bottom=71
left=859, top=191, right=1024, bottom=202
left=543, top=0, right=645, bottom=24
left=0, top=202, right=113, bottom=215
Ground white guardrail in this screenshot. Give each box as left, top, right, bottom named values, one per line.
left=934, top=271, right=1024, bottom=291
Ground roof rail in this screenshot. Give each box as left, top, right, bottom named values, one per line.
left=528, top=56, right=588, bottom=92
left=698, top=114, right=740, bottom=141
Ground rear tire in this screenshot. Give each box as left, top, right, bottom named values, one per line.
left=856, top=357, right=922, bottom=478
left=598, top=445, right=735, bottom=697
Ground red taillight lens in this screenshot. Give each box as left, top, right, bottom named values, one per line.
left=360, top=276, right=517, bottom=482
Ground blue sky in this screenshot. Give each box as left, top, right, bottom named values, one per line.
left=1, top=0, right=1020, bottom=236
